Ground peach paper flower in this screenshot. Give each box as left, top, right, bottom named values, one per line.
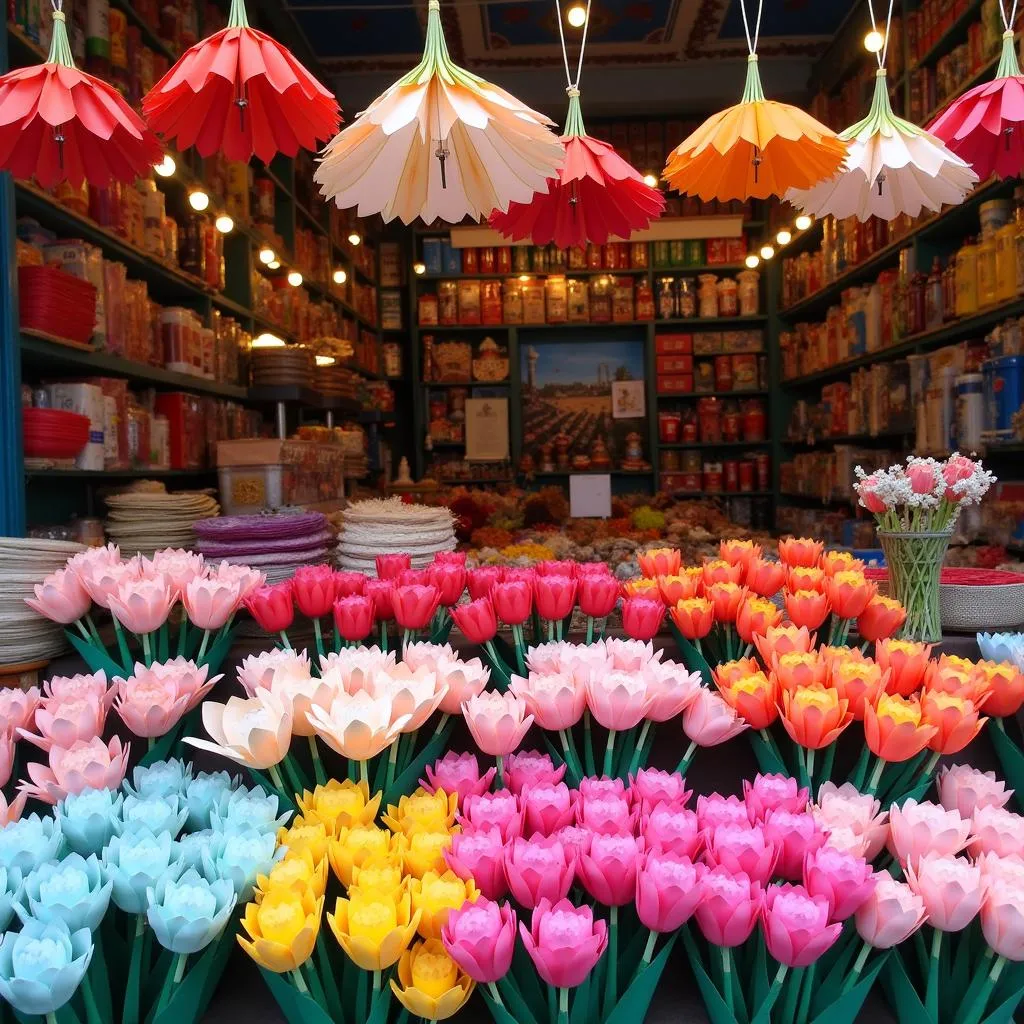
left=24, top=568, right=92, bottom=624
left=19, top=693, right=107, bottom=751
left=888, top=799, right=973, bottom=867
left=238, top=649, right=312, bottom=696
left=462, top=691, right=534, bottom=757
left=20, top=735, right=130, bottom=804
left=147, top=548, right=205, bottom=591
left=186, top=689, right=293, bottom=769
left=436, top=658, right=490, bottom=715
left=308, top=690, right=411, bottom=761
left=43, top=671, right=113, bottom=709
left=107, top=576, right=177, bottom=634
left=586, top=671, right=652, bottom=731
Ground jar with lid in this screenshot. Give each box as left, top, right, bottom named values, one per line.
left=717, top=277, right=738, bottom=317
left=955, top=238, right=978, bottom=317
left=513, top=247, right=530, bottom=273
left=977, top=232, right=998, bottom=307
left=591, top=277, right=612, bottom=323
left=737, top=269, right=760, bottom=315
left=742, top=399, right=766, bottom=440
left=438, top=281, right=458, bottom=325
left=721, top=402, right=741, bottom=441
left=681, top=407, right=698, bottom=443
left=677, top=277, right=696, bottom=317
left=503, top=279, right=524, bottom=323
left=635, top=278, right=654, bottom=320
left=657, top=277, right=676, bottom=319
left=698, top=274, right=719, bottom=318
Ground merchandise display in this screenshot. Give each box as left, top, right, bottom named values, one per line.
left=336, top=498, right=457, bottom=573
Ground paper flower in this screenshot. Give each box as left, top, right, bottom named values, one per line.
left=239, top=884, right=323, bottom=972
left=442, top=897, right=516, bottom=984
left=183, top=771, right=237, bottom=831
left=462, top=691, right=534, bottom=757
left=308, top=690, right=409, bottom=762
left=181, top=575, right=241, bottom=631
left=761, top=883, right=842, bottom=967
left=125, top=758, right=191, bottom=800
left=0, top=918, right=92, bottom=1016
left=390, top=938, right=475, bottom=1021
left=20, top=736, right=130, bottom=805
left=296, top=779, right=379, bottom=836
left=24, top=568, right=91, bottom=624
left=204, top=827, right=282, bottom=899
left=788, top=70, right=977, bottom=221
left=519, top=898, right=607, bottom=989
left=185, top=690, right=292, bottom=770
left=57, top=788, right=122, bottom=856
left=104, top=829, right=185, bottom=915
left=855, top=875, right=927, bottom=948
left=328, top=888, right=420, bottom=971
left=146, top=868, right=237, bottom=954
left=314, top=0, right=562, bottom=224
left=20, top=853, right=111, bottom=933
left=19, top=693, right=108, bottom=751
left=116, top=794, right=188, bottom=840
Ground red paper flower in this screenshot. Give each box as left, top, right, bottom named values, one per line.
left=0, top=7, right=160, bottom=187
left=142, top=0, right=340, bottom=163
left=929, top=31, right=1024, bottom=180
left=488, top=89, right=663, bottom=247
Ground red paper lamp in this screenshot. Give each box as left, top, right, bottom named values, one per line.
left=143, top=0, right=340, bottom=163
left=489, top=88, right=664, bottom=247
left=0, top=3, right=161, bottom=187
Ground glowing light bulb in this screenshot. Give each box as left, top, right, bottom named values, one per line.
left=745, top=254, right=761, bottom=269
left=258, top=247, right=276, bottom=265
left=348, top=232, right=361, bottom=246
left=252, top=333, right=285, bottom=348
left=567, top=4, right=587, bottom=27
left=333, top=269, right=347, bottom=284
left=315, top=354, right=336, bottom=366
left=287, top=270, right=303, bottom=287
left=643, top=172, right=659, bottom=188
left=215, top=214, right=234, bottom=234
left=864, top=30, right=884, bottom=53
left=154, top=155, right=176, bottom=177
left=519, top=274, right=530, bottom=283
left=776, top=229, right=792, bottom=246
left=795, top=214, right=813, bottom=231
left=188, top=189, right=210, bottom=212
left=413, top=261, right=426, bottom=275
left=267, top=260, right=281, bottom=270
left=759, top=244, right=775, bottom=260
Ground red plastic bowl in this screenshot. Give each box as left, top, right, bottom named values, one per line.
left=22, top=408, right=90, bottom=459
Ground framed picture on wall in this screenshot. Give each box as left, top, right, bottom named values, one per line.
left=611, top=379, right=646, bottom=420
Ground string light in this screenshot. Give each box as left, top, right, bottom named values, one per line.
left=252, top=333, right=285, bottom=348
left=214, top=214, right=234, bottom=233
left=348, top=232, right=362, bottom=246
left=795, top=214, right=813, bottom=231
left=566, top=4, right=587, bottom=27
left=267, top=260, right=281, bottom=270
left=776, top=228, right=792, bottom=245
left=759, top=244, right=775, bottom=260
left=315, top=354, right=336, bottom=366
left=642, top=172, right=659, bottom=188
left=287, top=270, right=303, bottom=287
left=154, top=155, right=176, bottom=177
left=413, top=261, right=427, bottom=275
left=864, top=29, right=884, bottom=53
left=333, top=269, right=347, bottom=284
left=745, top=254, right=761, bottom=269
left=187, top=189, right=210, bottom=211
left=258, top=246, right=276, bottom=265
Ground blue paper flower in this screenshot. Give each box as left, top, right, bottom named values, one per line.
left=977, top=632, right=1024, bottom=668
left=0, top=918, right=93, bottom=1016
left=103, top=830, right=184, bottom=915
left=124, top=759, right=192, bottom=800
left=20, top=854, right=112, bottom=933
left=212, top=786, right=291, bottom=835
left=184, top=771, right=238, bottom=831
left=0, top=868, right=24, bottom=933
left=146, top=868, right=236, bottom=954
left=202, top=827, right=282, bottom=900
left=0, top=815, right=64, bottom=874
left=116, top=795, right=188, bottom=840
left=57, top=788, right=123, bottom=857
left=175, top=830, right=216, bottom=873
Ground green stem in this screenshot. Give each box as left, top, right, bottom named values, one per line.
left=586, top=615, right=594, bottom=645
left=313, top=619, right=324, bottom=661
left=280, top=630, right=291, bottom=650
left=958, top=955, right=1007, bottom=1024
left=291, top=969, right=309, bottom=994
left=925, top=928, right=942, bottom=1021
left=373, top=969, right=381, bottom=991
left=583, top=710, right=597, bottom=777
left=385, top=740, right=400, bottom=794
left=641, top=930, right=657, bottom=966
left=850, top=744, right=872, bottom=791
left=513, top=624, right=527, bottom=675
left=141, top=632, right=151, bottom=665
left=487, top=981, right=504, bottom=1007
left=557, top=987, right=569, bottom=1024
left=674, top=740, right=698, bottom=775
left=805, top=747, right=816, bottom=791
left=268, top=763, right=287, bottom=795
left=722, top=947, right=734, bottom=1019
left=781, top=966, right=806, bottom=1024
left=764, top=963, right=789, bottom=1017
left=547, top=620, right=555, bottom=643
left=865, top=757, right=886, bottom=796
left=603, top=730, right=616, bottom=777
left=627, top=721, right=652, bottom=778
left=840, top=941, right=871, bottom=996
left=380, top=621, right=388, bottom=653
left=495, top=754, right=504, bottom=788
left=359, top=759, right=369, bottom=787
left=603, top=905, right=619, bottom=1014
left=796, top=961, right=816, bottom=1024
left=820, top=742, right=837, bottom=789
left=196, top=629, right=210, bottom=664
left=922, top=750, right=941, bottom=779
left=75, top=618, right=92, bottom=642
left=81, top=971, right=103, bottom=1024
left=308, top=734, right=326, bottom=786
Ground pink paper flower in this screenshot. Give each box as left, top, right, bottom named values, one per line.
left=761, top=883, right=842, bottom=967
left=0, top=686, right=41, bottom=733
left=147, top=548, right=205, bottom=590
left=577, top=792, right=636, bottom=836
left=577, top=777, right=626, bottom=800
left=694, top=866, right=762, bottom=947
left=856, top=875, right=927, bottom=948
left=467, top=566, right=502, bottom=601
left=238, top=649, right=311, bottom=696
left=129, top=658, right=218, bottom=712
left=521, top=783, right=576, bottom=838
left=509, top=672, right=586, bottom=731
left=629, top=768, right=691, bottom=814
left=981, top=879, right=1024, bottom=961
left=812, top=782, right=889, bottom=861
left=744, top=774, right=809, bottom=823
left=586, top=671, right=652, bottom=731
left=683, top=689, right=749, bottom=746
left=422, top=752, right=496, bottom=805
left=642, top=661, right=703, bottom=722
left=803, top=845, right=877, bottom=921
left=462, top=691, right=534, bottom=758
left=20, top=735, right=130, bottom=804
left=503, top=835, right=576, bottom=908
left=436, top=658, right=490, bottom=716
left=43, top=671, right=113, bottom=710
left=320, top=647, right=395, bottom=696
left=113, top=660, right=217, bottom=738
left=0, top=731, right=15, bottom=788
left=19, top=694, right=107, bottom=751
left=696, top=793, right=749, bottom=832
left=889, top=799, right=972, bottom=867
left=906, top=853, right=985, bottom=932
left=182, top=575, right=240, bottom=630
left=971, top=805, right=1024, bottom=859
left=577, top=832, right=643, bottom=906
left=458, top=791, right=522, bottom=842
left=107, top=577, right=176, bottom=634
left=0, top=788, right=27, bottom=826
left=503, top=751, right=565, bottom=796
left=605, top=638, right=661, bottom=672
left=444, top=827, right=507, bottom=900
left=25, top=568, right=91, bottom=624
left=635, top=851, right=705, bottom=932
left=762, top=810, right=826, bottom=881
left=938, top=765, right=1014, bottom=820
left=977, top=852, right=1024, bottom=888
left=442, top=897, right=516, bottom=984
left=704, top=823, right=780, bottom=886
left=206, top=561, right=265, bottom=601
left=519, top=898, right=607, bottom=990
left=75, top=559, right=137, bottom=609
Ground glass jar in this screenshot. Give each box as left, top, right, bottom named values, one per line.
left=677, top=277, right=696, bottom=318
left=717, top=277, right=738, bottom=317
left=698, top=274, right=719, bottom=318
left=657, top=277, right=676, bottom=319
left=737, top=269, right=760, bottom=315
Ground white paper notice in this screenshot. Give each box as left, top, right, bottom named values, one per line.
left=570, top=475, right=612, bottom=519
left=465, top=398, right=509, bottom=461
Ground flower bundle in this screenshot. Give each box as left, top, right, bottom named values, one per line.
left=237, top=777, right=477, bottom=1024
left=0, top=759, right=282, bottom=1024
left=26, top=544, right=263, bottom=680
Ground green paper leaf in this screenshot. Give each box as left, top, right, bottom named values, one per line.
left=681, top=926, right=737, bottom=1024
left=882, top=951, right=932, bottom=1024
left=202, top=625, right=239, bottom=676
left=669, top=623, right=714, bottom=686
left=809, top=952, right=888, bottom=1024
left=66, top=631, right=128, bottom=679
left=989, top=725, right=1024, bottom=813
left=980, top=979, right=1024, bottom=1024
left=149, top=926, right=237, bottom=1024
left=751, top=935, right=770, bottom=1012
left=511, top=941, right=548, bottom=1023
left=749, top=730, right=789, bottom=777
left=313, top=931, right=345, bottom=1023
left=429, top=618, right=453, bottom=646
left=383, top=718, right=455, bottom=806
left=365, top=980, right=392, bottom=1024
left=570, top=972, right=592, bottom=1024
left=122, top=919, right=146, bottom=1024
left=603, top=933, right=679, bottom=1024
left=481, top=987, right=530, bottom=1024
left=494, top=976, right=540, bottom=1024
left=259, top=969, right=336, bottom=1024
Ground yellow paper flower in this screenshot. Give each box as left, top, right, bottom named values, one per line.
left=351, top=856, right=407, bottom=901
left=329, top=824, right=396, bottom=887
left=238, top=885, right=323, bottom=973
left=391, top=939, right=474, bottom=1021
left=328, top=889, right=421, bottom=971
left=397, top=829, right=456, bottom=880
left=257, top=848, right=329, bottom=899
left=409, top=870, right=479, bottom=939
left=383, top=787, right=458, bottom=836
left=277, top=817, right=330, bottom=866
left=297, top=779, right=382, bottom=836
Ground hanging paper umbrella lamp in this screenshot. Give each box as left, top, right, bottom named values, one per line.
left=787, top=69, right=978, bottom=221
left=928, top=22, right=1024, bottom=181
left=0, top=2, right=161, bottom=188
left=314, top=0, right=564, bottom=225
left=488, top=86, right=665, bottom=246
left=142, top=0, right=340, bottom=163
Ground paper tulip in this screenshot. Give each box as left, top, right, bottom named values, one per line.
left=971, top=805, right=1024, bottom=859
left=458, top=791, right=521, bottom=843
left=520, top=783, right=575, bottom=838
left=491, top=581, right=533, bottom=625
left=865, top=693, right=938, bottom=762
left=906, top=852, right=985, bottom=931
left=113, top=667, right=208, bottom=739
left=706, top=581, right=745, bottom=623
left=118, top=793, right=188, bottom=839
left=392, top=585, right=442, bottom=632
left=980, top=877, right=1024, bottom=960
left=635, top=850, right=704, bottom=932
left=719, top=670, right=779, bottom=730
left=436, top=659, right=490, bottom=716
left=889, top=799, right=972, bottom=866
left=409, top=870, right=479, bottom=940
left=812, top=783, right=889, bottom=862
left=683, top=688, right=749, bottom=746
left=854, top=874, right=926, bottom=948
left=107, top=577, right=176, bottom=635
left=181, top=575, right=240, bottom=631
left=423, top=752, right=496, bottom=805
left=244, top=583, right=294, bottom=635
left=922, top=692, right=987, bottom=754
left=20, top=693, right=107, bottom=751
left=697, top=793, right=750, bottom=831
left=745, top=558, right=787, bottom=598
left=329, top=825, right=394, bottom=887
left=503, top=751, right=564, bottom=795
left=503, top=834, right=575, bottom=907
left=644, top=662, right=702, bottom=722
left=0, top=814, right=62, bottom=877
left=736, top=595, right=783, bottom=644
left=104, top=829, right=185, bottom=914
left=186, top=689, right=291, bottom=770
left=0, top=686, right=40, bottom=735
left=307, top=690, right=409, bottom=762
left=20, top=735, right=130, bottom=804
left=24, top=568, right=91, bottom=624
left=384, top=788, right=458, bottom=837
left=857, top=595, right=908, bottom=643
left=333, top=595, right=375, bottom=643
left=755, top=624, right=816, bottom=664
left=20, top=853, right=111, bottom=933
left=239, top=885, right=323, bottom=971
left=0, top=918, right=92, bottom=1017
left=216, top=787, right=289, bottom=836
left=778, top=538, right=825, bottom=568
left=621, top=596, right=665, bottom=642
left=462, top=691, right=533, bottom=757
left=390, top=938, right=474, bottom=1021
left=519, top=897, right=607, bottom=988
left=875, top=639, right=932, bottom=697
left=577, top=832, right=642, bottom=906
left=803, top=845, right=876, bottom=921
left=450, top=598, right=497, bottom=645
left=938, top=765, right=1013, bottom=820
left=55, top=788, right=121, bottom=856
left=670, top=597, right=714, bottom=640
left=443, top=828, right=505, bottom=901
left=744, top=774, right=808, bottom=822
left=442, top=897, right=516, bottom=984
left=784, top=589, right=830, bottom=632
left=365, top=579, right=395, bottom=622
left=466, top=568, right=501, bottom=601
left=694, top=866, right=762, bottom=947
left=586, top=670, right=652, bottom=732
left=705, top=823, right=779, bottom=885
left=328, top=887, right=420, bottom=971
left=510, top=669, right=582, bottom=734
left=533, top=575, right=576, bottom=622
left=761, top=883, right=842, bottom=966
left=978, top=661, right=1024, bottom=718
left=146, top=868, right=236, bottom=954
left=376, top=553, right=411, bottom=580
left=631, top=768, right=691, bottom=813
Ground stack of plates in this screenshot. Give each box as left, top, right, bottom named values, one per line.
left=104, top=487, right=220, bottom=557
left=251, top=346, right=314, bottom=388
left=0, top=536, right=86, bottom=667
left=18, top=266, right=97, bottom=345
left=193, top=510, right=334, bottom=584
left=337, top=498, right=456, bottom=572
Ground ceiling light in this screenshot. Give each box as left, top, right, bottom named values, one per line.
left=187, top=189, right=210, bottom=212
left=315, top=354, right=336, bottom=367
left=214, top=214, right=234, bottom=234
left=413, top=261, right=426, bottom=275
left=776, top=229, right=792, bottom=246
left=642, top=172, right=659, bottom=188
left=864, top=29, right=884, bottom=53
left=258, top=246, right=276, bottom=265
left=795, top=214, right=813, bottom=231
left=759, top=244, right=775, bottom=260
left=348, top=232, right=361, bottom=246
left=566, top=4, right=587, bottom=27
left=154, top=155, right=176, bottom=177
left=744, top=254, right=761, bottom=269
left=252, top=333, right=285, bottom=348
left=267, top=260, right=281, bottom=270
left=333, top=269, right=347, bottom=284
left=287, top=270, right=303, bottom=287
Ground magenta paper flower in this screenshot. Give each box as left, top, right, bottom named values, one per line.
left=889, top=799, right=972, bottom=868
left=762, top=883, right=842, bottom=967
left=683, top=689, right=749, bottom=746
left=182, top=574, right=241, bottom=630
left=642, top=661, right=703, bottom=722
left=803, top=845, right=877, bottom=921
left=25, top=568, right=91, bottom=624
left=855, top=874, right=927, bottom=948
left=519, top=898, right=607, bottom=989
left=442, top=897, right=516, bottom=984
left=905, top=853, right=985, bottom=932
left=19, top=694, right=107, bottom=751
left=551, top=825, right=590, bottom=861
left=0, top=686, right=40, bottom=734
left=577, top=792, right=636, bottom=837
left=705, top=823, right=780, bottom=886
left=577, top=831, right=643, bottom=906
left=938, top=765, right=1013, bottom=820
left=423, top=752, right=496, bottom=805
left=521, top=783, right=576, bottom=838
left=20, top=735, right=130, bottom=804
left=107, top=577, right=177, bottom=634
left=502, top=751, right=565, bottom=796
left=641, top=803, right=702, bottom=859
left=697, top=793, right=749, bottom=831
left=635, top=850, right=705, bottom=932
left=970, top=805, right=1024, bottom=860
left=577, top=776, right=626, bottom=800
left=762, top=810, right=826, bottom=881
left=744, top=774, right=809, bottom=823
left=586, top=671, right=652, bottom=731
left=458, top=791, right=522, bottom=843
left=694, top=866, right=762, bottom=947
left=629, top=768, right=691, bottom=813
left=504, top=835, right=576, bottom=908
left=444, top=827, right=507, bottom=901
left=462, top=691, right=533, bottom=758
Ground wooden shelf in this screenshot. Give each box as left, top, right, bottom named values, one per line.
left=24, top=468, right=216, bottom=479
left=657, top=389, right=769, bottom=399
left=659, top=440, right=771, bottom=449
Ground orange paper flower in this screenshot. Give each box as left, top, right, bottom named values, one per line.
left=720, top=540, right=762, bottom=571
left=658, top=574, right=700, bottom=606
left=621, top=578, right=660, bottom=599
left=824, top=571, right=877, bottom=620
left=770, top=651, right=827, bottom=693
left=638, top=548, right=681, bottom=579
left=777, top=537, right=825, bottom=569
left=821, top=551, right=865, bottom=576
left=787, top=566, right=826, bottom=594
left=780, top=685, right=853, bottom=750
left=713, top=657, right=762, bottom=689
left=745, top=558, right=787, bottom=598
left=856, top=595, right=907, bottom=643
left=669, top=597, right=714, bottom=640
left=921, top=692, right=987, bottom=755
left=707, top=582, right=746, bottom=624
left=831, top=659, right=888, bottom=720
left=864, top=693, right=938, bottom=763
left=718, top=670, right=779, bottom=730
left=976, top=661, right=1024, bottom=718
left=702, top=559, right=744, bottom=588
left=753, top=624, right=815, bottom=664
left=784, top=589, right=830, bottom=632
left=735, top=595, right=782, bottom=645
left=875, top=639, right=933, bottom=697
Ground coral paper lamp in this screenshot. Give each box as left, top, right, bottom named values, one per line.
left=313, top=0, right=563, bottom=225
left=142, top=0, right=340, bottom=163
left=0, top=1, right=161, bottom=187
left=489, top=88, right=664, bottom=246
left=929, top=21, right=1024, bottom=181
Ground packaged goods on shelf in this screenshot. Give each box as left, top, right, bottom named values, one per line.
left=425, top=457, right=513, bottom=484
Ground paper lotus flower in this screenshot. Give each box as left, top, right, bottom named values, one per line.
left=663, top=54, right=847, bottom=201
left=114, top=661, right=218, bottom=738
left=489, top=88, right=664, bottom=246
left=929, top=30, right=1024, bottom=180
left=142, top=0, right=339, bottom=163
left=328, top=888, right=421, bottom=970
left=0, top=814, right=62, bottom=876
left=19, top=853, right=112, bottom=933
left=0, top=918, right=92, bottom=1017
left=125, top=758, right=192, bottom=800
left=185, top=689, right=292, bottom=770
left=146, top=868, right=237, bottom=954
left=238, top=884, right=323, bottom=972
left=116, top=794, right=189, bottom=840
left=20, top=736, right=130, bottom=805
left=204, top=827, right=282, bottom=899
left=390, top=938, right=475, bottom=1021
left=24, top=568, right=91, bottom=624
left=307, top=690, right=410, bottom=762
left=183, top=770, right=237, bottom=831
left=314, top=0, right=563, bottom=224
left=103, top=829, right=185, bottom=915
left=788, top=69, right=978, bottom=221
left=19, top=693, right=108, bottom=751
left=57, top=788, right=122, bottom=856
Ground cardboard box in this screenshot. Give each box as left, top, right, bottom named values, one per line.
left=656, top=355, right=693, bottom=374
left=655, top=333, right=693, bottom=354
left=656, top=374, right=694, bottom=394
left=47, top=382, right=105, bottom=470
left=694, top=332, right=724, bottom=355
